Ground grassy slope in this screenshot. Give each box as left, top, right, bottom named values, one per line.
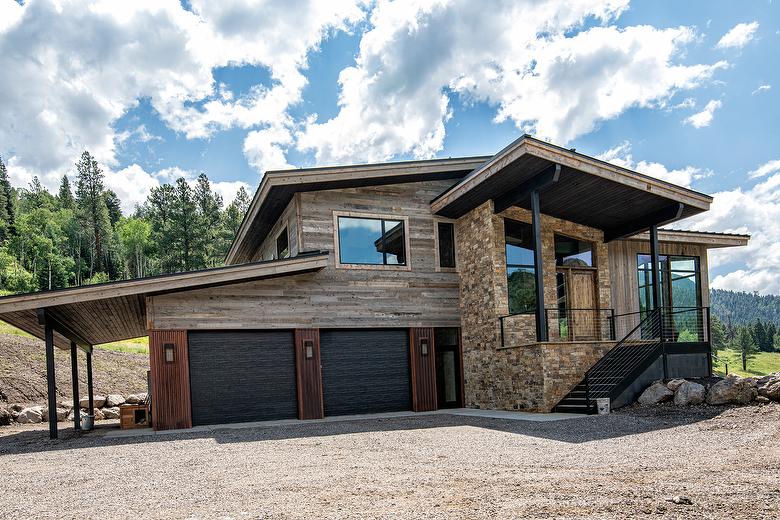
left=713, top=349, right=780, bottom=378
left=0, top=322, right=149, bottom=405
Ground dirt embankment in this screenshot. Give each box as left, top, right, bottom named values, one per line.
left=0, top=333, right=149, bottom=405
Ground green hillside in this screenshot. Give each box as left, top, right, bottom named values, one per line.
left=710, top=289, right=780, bottom=327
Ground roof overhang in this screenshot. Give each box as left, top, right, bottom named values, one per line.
left=431, top=135, right=713, bottom=241
left=226, top=156, right=489, bottom=264
left=0, top=252, right=329, bottom=349
left=627, top=229, right=750, bottom=248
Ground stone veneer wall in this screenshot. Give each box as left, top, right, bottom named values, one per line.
left=456, top=199, right=615, bottom=412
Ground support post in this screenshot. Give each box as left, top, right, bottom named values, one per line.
left=650, top=225, right=668, bottom=379
left=531, top=189, right=547, bottom=342
left=86, top=350, right=94, bottom=416
left=44, top=323, right=57, bottom=440
left=70, top=341, right=80, bottom=431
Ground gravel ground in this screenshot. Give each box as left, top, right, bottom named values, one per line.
left=1, top=404, right=779, bottom=519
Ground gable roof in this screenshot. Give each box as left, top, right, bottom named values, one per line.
left=226, top=156, right=489, bottom=264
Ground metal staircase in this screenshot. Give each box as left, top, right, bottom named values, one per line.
left=553, top=307, right=708, bottom=414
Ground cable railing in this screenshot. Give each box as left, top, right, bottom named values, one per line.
left=544, top=308, right=615, bottom=342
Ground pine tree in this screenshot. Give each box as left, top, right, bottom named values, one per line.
left=75, top=151, right=111, bottom=276
left=0, top=156, right=15, bottom=241
left=103, top=189, right=122, bottom=228
left=217, top=186, right=251, bottom=260
left=711, top=315, right=727, bottom=351
left=193, top=173, right=223, bottom=267
left=737, top=327, right=758, bottom=371
left=57, top=175, right=76, bottom=210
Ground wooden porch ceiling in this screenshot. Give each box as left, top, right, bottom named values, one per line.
left=0, top=253, right=329, bottom=349
left=431, top=135, right=713, bottom=240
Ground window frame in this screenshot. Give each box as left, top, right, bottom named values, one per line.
left=504, top=218, right=538, bottom=315
left=333, top=211, right=412, bottom=271
left=276, top=226, right=290, bottom=259
left=434, top=218, right=458, bottom=272
left=636, top=253, right=702, bottom=312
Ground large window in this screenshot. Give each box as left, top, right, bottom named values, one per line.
left=505, top=219, right=537, bottom=314
left=554, top=234, right=593, bottom=267
left=637, top=254, right=701, bottom=339
left=337, top=216, right=406, bottom=266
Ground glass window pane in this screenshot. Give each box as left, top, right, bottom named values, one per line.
left=438, top=222, right=456, bottom=268
left=671, top=271, right=698, bottom=307
left=507, top=266, right=537, bottom=314
left=276, top=228, right=289, bottom=259
left=670, top=257, right=696, bottom=271
left=381, top=220, right=406, bottom=265
left=338, top=217, right=384, bottom=264
left=505, top=219, right=535, bottom=266
left=554, top=234, right=593, bottom=267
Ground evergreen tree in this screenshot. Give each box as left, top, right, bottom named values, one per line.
left=193, top=173, right=223, bottom=267
left=19, top=176, right=56, bottom=213
left=737, top=326, right=758, bottom=371
left=711, top=315, right=727, bottom=351
left=774, top=334, right=780, bottom=353
left=217, top=186, right=251, bottom=261
left=57, top=175, right=76, bottom=210
left=0, top=156, right=15, bottom=241
left=75, top=151, right=112, bottom=276
left=103, top=189, right=122, bottom=228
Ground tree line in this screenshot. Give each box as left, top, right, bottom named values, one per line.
left=710, top=288, right=780, bottom=326
left=711, top=314, right=779, bottom=370
left=0, top=151, right=250, bottom=294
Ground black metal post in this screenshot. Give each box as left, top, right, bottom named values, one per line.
left=44, top=323, right=57, bottom=440
left=531, top=189, right=547, bottom=342
left=649, top=225, right=661, bottom=312
left=70, top=341, right=80, bottom=431
left=86, top=350, right=94, bottom=416
left=706, top=307, right=713, bottom=376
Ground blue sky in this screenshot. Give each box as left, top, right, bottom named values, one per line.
left=1, top=0, right=779, bottom=292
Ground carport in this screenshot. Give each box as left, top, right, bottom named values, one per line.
left=0, top=253, right=328, bottom=438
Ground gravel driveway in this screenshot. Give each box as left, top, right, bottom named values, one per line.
left=1, top=404, right=779, bottom=519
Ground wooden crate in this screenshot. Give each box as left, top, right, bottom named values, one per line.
left=119, top=404, right=150, bottom=429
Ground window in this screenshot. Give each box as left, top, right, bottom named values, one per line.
left=163, top=343, right=175, bottom=363
left=637, top=254, right=701, bottom=337
left=554, top=234, right=593, bottom=267
left=505, top=219, right=537, bottom=314
left=337, top=216, right=407, bottom=266
left=437, top=221, right=456, bottom=268
left=276, top=227, right=290, bottom=259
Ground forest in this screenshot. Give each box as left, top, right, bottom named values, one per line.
left=0, top=151, right=250, bottom=294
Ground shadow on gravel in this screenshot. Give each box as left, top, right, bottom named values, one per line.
left=0, top=405, right=731, bottom=456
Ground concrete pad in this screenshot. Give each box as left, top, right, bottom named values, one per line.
left=102, top=407, right=585, bottom=439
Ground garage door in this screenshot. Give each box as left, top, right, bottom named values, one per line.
left=188, top=331, right=297, bottom=426
left=320, top=329, right=411, bottom=416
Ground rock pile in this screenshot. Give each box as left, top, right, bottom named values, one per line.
left=1, top=393, right=147, bottom=426
left=638, top=373, right=780, bottom=407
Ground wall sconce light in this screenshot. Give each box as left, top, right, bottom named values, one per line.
left=304, top=340, right=314, bottom=359
left=163, top=343, right=175, bottom=363
left=420, top=338, right=429, bottom=356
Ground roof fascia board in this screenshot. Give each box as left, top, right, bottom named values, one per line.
left=626, top=230, right=750, bottom=248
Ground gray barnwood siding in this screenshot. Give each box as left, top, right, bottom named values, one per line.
left=251, top=195, right=300, bottom=261
left=148, top=180, right=462, bottom=330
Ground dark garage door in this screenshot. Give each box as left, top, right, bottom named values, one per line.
left=320, top=329, right=411, bottom=416
left=188, top=331, right=297, bottom=426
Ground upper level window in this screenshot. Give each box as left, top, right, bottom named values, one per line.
left=337, top=216, right=406, bottom=265
left=554, top=234, right=593, bottom=267
left=505, top=219, right=536, bottom=314
left=276, top=227, right=290, bottom=259
left=637, top=254, right=701, bottom=314
left=437, top=221, right=456, bottom=268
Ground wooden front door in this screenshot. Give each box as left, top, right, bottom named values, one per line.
left=559, top=268, right=599, bottom=340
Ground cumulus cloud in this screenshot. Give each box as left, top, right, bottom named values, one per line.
left=297, top=0, right=726, bottom=164
left=597, top=141, right=710, bottom=188
left=682, top=171, right=780, bottom=294
left=684, top=99, right=722, bottom=128
left=716, top=21, right=759, bottom=49
left=0, top=0, right=364, bottom=195
left=748, top=159, right=780, bottom=179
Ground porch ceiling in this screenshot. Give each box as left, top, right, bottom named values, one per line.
left=431, top=135, right=713, bottom=240
left=0, top=252, right=329, bottom=349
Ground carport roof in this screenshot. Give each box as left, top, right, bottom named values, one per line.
left=0, top=252, right=329, bottom=349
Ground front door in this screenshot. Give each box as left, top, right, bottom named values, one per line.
left=557, top=268, right=599, bottom=340
left=434, top=328, right=462, bottom=408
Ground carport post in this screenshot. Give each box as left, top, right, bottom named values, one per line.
left=70, top=341, right=80, bottom=431
left=86, top=350, right=94, bottom=415
left=44, top=323, right=57, bottom=440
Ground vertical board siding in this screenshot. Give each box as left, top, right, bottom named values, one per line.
left=295, top=328, right=324, bottom=420
left=410, top=327, right=437, bottom=412
left=149, top=330, right=192, bottom=431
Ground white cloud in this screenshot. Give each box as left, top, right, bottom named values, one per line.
left=0, top=0, right=364, bottom=190
left=684, top=99, right=722, bottom=128
left=597, top=141, right=710, bottom=188
left=682, top=170, right=780, bottom=294
left=716, top=21, right=759, bottom=49
left=297, top=0, right=727, bottom=165
left=243, top=126, right=295, bottom=174
left=748, top=159, right=780, bottom=179
left=751, top=84, right=771, bottom=95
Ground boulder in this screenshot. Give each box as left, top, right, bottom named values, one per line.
left=17, top=406, right=43, bottom=424
left=92, top=408, right=105, bottom=421
left=56, top=408, right=69, bottom=422
left=706, top=376, right=757, bottom=405
left=755, top=396, right=770, bottom=404
left=58, top=400, right=74, bottom=410
left=667, top=378, right=687, bottom=392
left=125, top=393, right=147, bottom=404
left=756, top=372, right=780, bottom=386
left=0, top=407, right=11, bottom=426
left=758, top=381, right=780, bottom=401
left=80, top=395, right=105, bottom=409
left=638, top=382, right=674, bottom=405
left=8, top=403, right=24, bottom=412
left=674, top=381, right=706, bottom=406
left=101, top=407, right=120, bottom=420
left=105, top=394, right=125, bottom=407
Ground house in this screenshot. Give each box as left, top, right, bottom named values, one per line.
left=0, top=135, right=749, bottom=437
